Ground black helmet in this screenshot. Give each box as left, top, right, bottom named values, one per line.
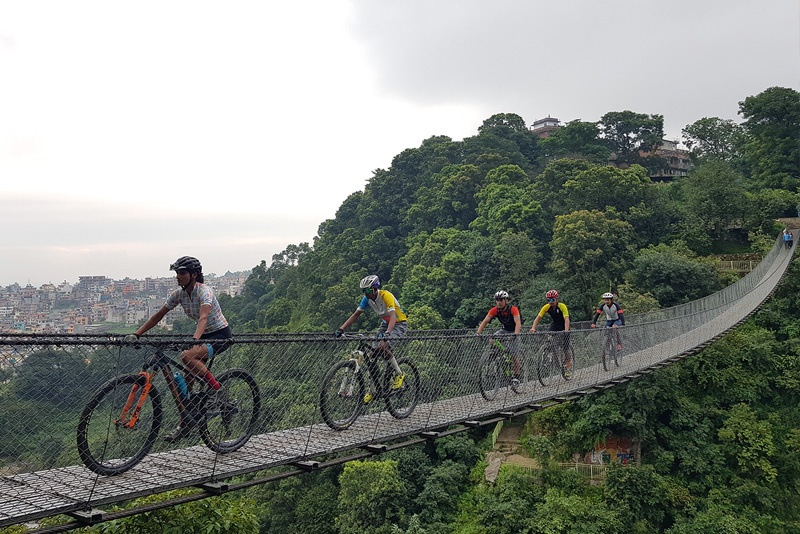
left=170, top=256, right=202, bottom=273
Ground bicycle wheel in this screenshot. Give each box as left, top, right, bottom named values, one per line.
left=561, top=346, right=572, bottom=380
left=479, top=351, right=502, bottom=401
left=601, top=333, right=613, bottom=372
left=386, top=358, right=420, bottom=419
left=320, top=359, right=365, bottom=430
left=510, top=352, right=530, bottom=394
left=77, top=374, right=163, bottom=476
left=200, top=369, right=261, bottom=453
left=537, top=347, right=556, bottom=387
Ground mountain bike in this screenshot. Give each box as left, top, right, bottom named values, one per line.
left=600, top=326, right=622, bottom=371
left=536, top=332, right=573, bottom=386
left=478, top=336, right=529, bottom=401
left=76, top=342, right=260, bottom=476
left=320, top=334, right=420, bottom=431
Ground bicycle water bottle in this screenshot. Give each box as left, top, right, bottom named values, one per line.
left=173, top=372, right=190, bottom=400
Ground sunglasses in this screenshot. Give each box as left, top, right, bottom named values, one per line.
left=363, top=288, right=374, bottom=294
left=547, top=298, right=556, bottom=303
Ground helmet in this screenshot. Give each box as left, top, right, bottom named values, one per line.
left=602, top=292, right=614, bottom=299
left=170, top=256, right=202, bottom=273
left=494, top=290, right=509, bottom=299
left=359, top=274, right=381, bottom=290
left=546, top=290, right=559, bottom=299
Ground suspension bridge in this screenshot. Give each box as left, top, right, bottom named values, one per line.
left=0, top=233, right=794, bottom=531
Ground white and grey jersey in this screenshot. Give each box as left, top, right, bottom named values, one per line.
left=593, top=302, right=624, bottom=324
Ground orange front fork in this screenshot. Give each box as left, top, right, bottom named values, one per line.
left=116, top=372, right=153, bottom=429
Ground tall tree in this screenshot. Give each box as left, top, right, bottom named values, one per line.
left=738, top=86, right=800, bottom=190
left=681, top=117, right=747, bottom=165
left=549, top=210, right=635, bottom=312
left=600, top=110, right=664, bottom=167
left=539, top=120, right=611, bottom=163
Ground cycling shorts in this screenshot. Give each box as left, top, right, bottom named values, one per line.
left=201, top=326, right=233, bottom=357
left=605, top=319, right=623, bottom=327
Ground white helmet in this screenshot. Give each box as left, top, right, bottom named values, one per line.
left=494, top=290, right=509, bottom=299
left=602, top=292, right=614, bottom=299
left=359, top=275, right=381, bottom=290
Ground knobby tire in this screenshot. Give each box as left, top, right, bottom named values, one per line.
left=320, top=359, right=364, bottom=431
left=479, top=351, right=502, bottom=401
left=77, top=373, right=163, bottom=476
left=200, top=369, right=261, bottom=453
left=386, top=357, right=420, bottom=419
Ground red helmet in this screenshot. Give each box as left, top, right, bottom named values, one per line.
left=546, top=290, right=559, bottom=299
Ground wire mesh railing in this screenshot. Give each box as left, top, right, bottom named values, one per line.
left=0, top=233, right=794, bottom=527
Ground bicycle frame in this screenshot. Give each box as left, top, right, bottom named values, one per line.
left=489, top=338, right=516, bottom=377
left=344, top=336, right=392, bottom=399
left=120, top=346, right=214, bottom=428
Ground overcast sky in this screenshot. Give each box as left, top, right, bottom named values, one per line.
left=1, top=1, right=798, bottom=287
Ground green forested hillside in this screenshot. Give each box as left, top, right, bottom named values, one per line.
left=67, top=87, right=797, bottom=534
left=221, top=87, right=799, bottom=337
left=218, top=87, right=799, bottom=534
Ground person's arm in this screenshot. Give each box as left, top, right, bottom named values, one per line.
left=339, top=309, right=362, bottom=332
left=194, top=304, right=211, bottom=340
left=591, top=307, right=601, bottom=327
left=513, top=313, right=521, bottom=334
left=617, top=304, right=625, bottom=326
left=134, top=306, right=170, bottom=336
left=530, top=315, right=541, bottom=333
left=476, top=315, right=492, bottom=334
left=383, top=310, right=397, bottom=336
left=564, top=316, right=570, bottom=331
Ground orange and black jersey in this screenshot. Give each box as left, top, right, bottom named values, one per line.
left=488, top=305, right=521, bottom=332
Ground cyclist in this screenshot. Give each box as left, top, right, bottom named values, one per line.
left=591, top=292, right=624, bottom=350
left=335, top=275, right=408, bottom=403
left=529, top=289, right=572, bottom=376
left=476, top=290, right=522, bottom=383
left=126, top=256, right=232, bottom=441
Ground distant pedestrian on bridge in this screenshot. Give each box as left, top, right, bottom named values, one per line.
left=784, top=229, right=793, bottom=250
left=335, top=275, right=407, bottom=402
left=126, top=256, right=232, bottom=441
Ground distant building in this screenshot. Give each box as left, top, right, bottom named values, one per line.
left=530, top=116, right=561, bottom=138
left=641, top=139, right=693, bottom=181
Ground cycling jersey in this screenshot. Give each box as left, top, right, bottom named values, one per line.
left=165, top=283, right=228, bottom=334
left=358, top=289, right=408, bottom=323
left=487, top=305, right=520, bottom=332
left=538, top=302, right=569, bottom=331
left=592, top=302, right=625, bottom=326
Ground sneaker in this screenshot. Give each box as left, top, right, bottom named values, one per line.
left=163, top=424, right=194, bottom=443
left=391, top=373, right=405, bottom=390
left=363, top=392, right=374, bottom=404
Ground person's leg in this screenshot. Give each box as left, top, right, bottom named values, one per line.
left=385, top=323, right=408, bottom=386
left=181, top=344, right=217, bottom=390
